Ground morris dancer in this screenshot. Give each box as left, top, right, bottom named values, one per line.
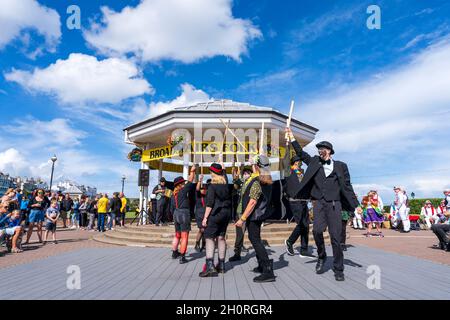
left=199, top=163, right=232, bottom=277
left=170, top=167, right=196, bottom=264
left=394, top=186, right=410, bottom=233
left=284, top=155, right=313, bottom=257
left=286, top=127, right=359, bottom=282
left=235, top=155, right=276, bottom=283
left=363, top=195, right=384, bottom=237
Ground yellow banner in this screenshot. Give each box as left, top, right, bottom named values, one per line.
left=142, top=141, right=296, bottom=162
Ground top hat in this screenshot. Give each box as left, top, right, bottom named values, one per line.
left=251, top=154, right=270, bottom=168
left=316, top=141, right=334, bottom=155
left=174, top=176, right=186, bottom=187
left=209, top=163, right=223, bottom=175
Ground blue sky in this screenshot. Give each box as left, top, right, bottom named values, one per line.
left=0, top=0, right=449, bottom=201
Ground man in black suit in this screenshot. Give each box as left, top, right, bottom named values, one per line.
left=286, top=128, right=359, bottom=281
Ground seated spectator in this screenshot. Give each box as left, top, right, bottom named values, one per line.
left=431, top=222, right=450, bottom=251
left=353, top=206, right=364, bottom=230
left=437, top=200, right=448, bottom=224
left=421, top=200, right=439, bottom=229
left=0, top=206, right=23, bottom=253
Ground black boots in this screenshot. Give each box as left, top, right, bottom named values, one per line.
left=216, top=259, right=226, bottom=274
left=179, top=254, right=187, bottom=264
left=199, top=259, right=218, bottom=277
left=172, top=250, right=180, bottom=259
left=253, top=259, right=276, bottom=283
left=315, top=257, right=326, bottom=274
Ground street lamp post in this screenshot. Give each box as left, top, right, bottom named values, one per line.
left=121, top=175, right=126, bottom=193
left=49, top=155, right=57, bottom=192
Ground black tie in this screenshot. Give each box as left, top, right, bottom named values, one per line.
left=320, top=159, right=331, bottom=165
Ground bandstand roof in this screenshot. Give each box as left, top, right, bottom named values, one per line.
left=124, top=99, right=318, bottom=146
left=123, top=99, right=319, bottom=173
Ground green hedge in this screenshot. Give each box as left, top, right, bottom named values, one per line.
left=384, top=198, right=442, bottom=216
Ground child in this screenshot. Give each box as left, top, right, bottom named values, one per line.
left=44, top=200, right=60, bottom=244
left=353, top=206, right=364, bottom=230
left=71, top=198, right=80, bottom=229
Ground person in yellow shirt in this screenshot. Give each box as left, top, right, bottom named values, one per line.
left=97, top=193, right=109, bottom=232
left=119, top=192, right=127, bottom=227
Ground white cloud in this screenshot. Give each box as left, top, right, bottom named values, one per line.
left=0, top=148, right=33, bottom=177
left=83, top=0, right=262, bottom=63
left=148, top=83, right=212, bottom=117
left=4, top=53, right=153, bottom=104
left=0, top=0, right=61, bottom=53
left=5, top=117, right=87, bottom=148
left=301, top=38, right=450, bottom=155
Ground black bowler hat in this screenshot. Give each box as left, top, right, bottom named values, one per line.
left=291, top=155, right=301, bottom=165
left=173, top=176, right=185, bottom=187
left=209, top=163, right=223, bottom=175
left=316, top=141, right=335, bottom=155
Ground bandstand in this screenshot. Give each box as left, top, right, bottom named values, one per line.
left=123, top=99, right=318, bottom=217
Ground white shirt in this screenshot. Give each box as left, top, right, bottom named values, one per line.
left=421, top=207, right=436, bottom=218
left=323, top=159, right=334, bottom=178
left=395, top=192, right=407, bottom=210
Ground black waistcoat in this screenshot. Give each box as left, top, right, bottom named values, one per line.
left=242, top=178, right=273, bottom=221
left=311, top=167, right=341, bottom=201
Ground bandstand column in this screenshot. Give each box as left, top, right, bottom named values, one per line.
left=158, top=160, right=163, bottom=181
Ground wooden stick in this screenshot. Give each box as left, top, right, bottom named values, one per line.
left=219, top=119, right=248, bottom=153
left=285, top=100, right=295, bottom=145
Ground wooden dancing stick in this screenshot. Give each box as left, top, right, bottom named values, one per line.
left=259, top=121, right=265, bottom=155
left=200, top=151, right=203, bottom=188
left=219, top=119, right=248, bottom=153
left=219, top=119, right=230, bottom=163
left=285, top=100, right=295, bottom=146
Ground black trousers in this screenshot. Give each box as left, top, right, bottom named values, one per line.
left=287, top=201, right=309, bottom=250
left=431, top=224, right=450, bottom=244
left=80, top=212, right=88, bottom=227
left=313, top=199, right=344, bottom=273
left=341, top=220, right=348, bottom=245
left=247, top=220, right=270, bottom=265
left=233, top=222, right=247, bottom=255
left=155, top=199, right=166, bottom=224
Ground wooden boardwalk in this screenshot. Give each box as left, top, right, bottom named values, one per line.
left=1, top=245, right=449, bottom=300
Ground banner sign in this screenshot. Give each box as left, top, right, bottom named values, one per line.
left=142, top=142, right=295, bottom=162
